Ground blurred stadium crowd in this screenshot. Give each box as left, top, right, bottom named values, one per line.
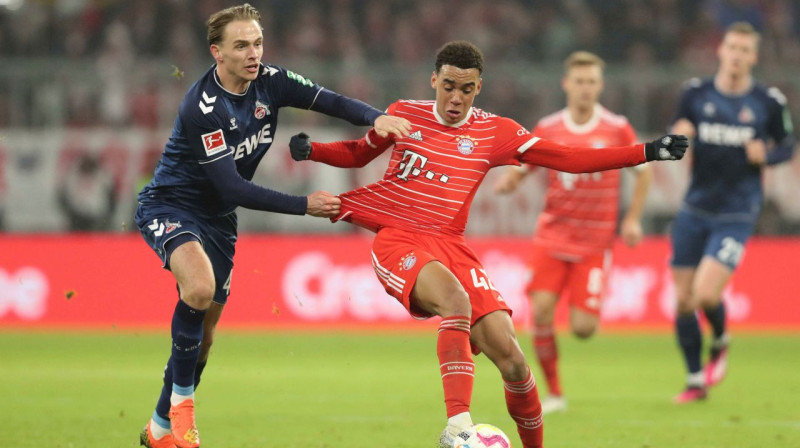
left=1, top=0, right=799, bottom=234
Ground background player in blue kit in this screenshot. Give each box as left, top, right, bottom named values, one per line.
left=134, top=4, right=411, bottom=447
left=669, top=22, right=796, bottom=404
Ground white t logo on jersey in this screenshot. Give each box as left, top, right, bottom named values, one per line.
left=396, top=150, right=428, bottom=181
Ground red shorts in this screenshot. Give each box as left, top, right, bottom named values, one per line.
left=526, top=244, right=612, bottom=315
left=371, top=227, right=511, bottom=326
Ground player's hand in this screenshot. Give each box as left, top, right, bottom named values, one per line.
left=745, top=139, right=767, bottom=166
left=373, top=114, right=412, bottom=139
left=289, top=132, right=312, bottom=161
left=306, top=191, right=341, bottom=218
left=620, top=217, right=643, bottom=247
left=645, top=134, right=689, bottom=161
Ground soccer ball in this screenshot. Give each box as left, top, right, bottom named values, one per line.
left=455, top=423, right=512, bottom=448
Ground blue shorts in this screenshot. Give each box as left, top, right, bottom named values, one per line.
left=135, top=203, right=237, bottom=304
left=670, top=207, right=755, bottom=271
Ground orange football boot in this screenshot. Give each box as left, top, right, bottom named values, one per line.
left=168, top=400, right=200, bottom=448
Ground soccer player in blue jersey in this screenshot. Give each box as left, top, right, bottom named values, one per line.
left=134, top=4, right=411, bottom=448
left=669, top=22, right=796, bottom=403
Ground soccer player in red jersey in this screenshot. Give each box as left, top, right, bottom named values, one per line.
left=289, top=41, right=686, bottom=448
left=493, top=51, right=653, bottom=414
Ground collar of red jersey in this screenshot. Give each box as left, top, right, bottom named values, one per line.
left=562, top=103, right=602, bottom=134
left=433, top=104, right=474, bottom=127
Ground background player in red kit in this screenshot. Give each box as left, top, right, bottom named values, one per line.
left=493, top=51, right=653, bottom=414
left=288, top=41, right=686, bottom=448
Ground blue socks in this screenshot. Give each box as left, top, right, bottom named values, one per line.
left=703, top=301, right=726, bottom=340
left=171, top=299, right=206, bottom=388
left=154, top=300, right=206, bottom=420
left=676, top=312, right=702, bottom=374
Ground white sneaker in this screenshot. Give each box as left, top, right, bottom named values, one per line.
left=438, top=424, right=474, bottom=448
left=541, top=394, right=567, bottom=414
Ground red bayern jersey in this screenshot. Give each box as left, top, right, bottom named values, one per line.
left=310, top=100, right=646, bottom=236
left=530, top=104, right=638, bottom=257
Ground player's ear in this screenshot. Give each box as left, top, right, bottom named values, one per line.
left=210, top=44, right=223, bottom=63
left=475, top=78, right=482, bottom=95
left=431, top=71, right=438, bottom=90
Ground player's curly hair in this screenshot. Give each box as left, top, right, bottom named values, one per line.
left=207, top=3, right=262, bottom=45
left=435, top=41, right=484, bottom=74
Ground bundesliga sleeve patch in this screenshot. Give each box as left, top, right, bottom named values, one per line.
left=201, top=129, right=227, bottom=157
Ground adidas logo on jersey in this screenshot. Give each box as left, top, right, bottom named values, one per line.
left=408, top=130, right=423, bottom=141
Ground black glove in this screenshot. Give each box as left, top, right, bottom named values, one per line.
left=645, top=134, right=689, bottom=161
left=289, top=132, right=312, bottom=161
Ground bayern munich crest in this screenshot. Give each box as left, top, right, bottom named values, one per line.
left=254, top=100, right=268, bottom=119
left=456, top=136, right=476, bottom=155
left=400, top=252, right=417, bottom=271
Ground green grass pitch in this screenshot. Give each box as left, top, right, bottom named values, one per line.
left=1, top=330, right=798, bottom=447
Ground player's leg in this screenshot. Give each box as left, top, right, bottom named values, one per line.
left=530, top=291, right=564, bottom=412
left=195, top=301, right=224, bottom=387
left=142, top=237, right=213, bottom=448
left=163, top=241, right=215, bottom=448
left=673, top=266, right=706, bottom=403
left=526, top=245, right=568, bottom=410
left=472, top=311, right=543, bottom=448
left=697, top=221, right=750, bottom=387
left=135, top=204, right=211, bottom=448
left=369, top=229, right=475, bottom=446
left=693, top=256, right=732, bottom=387
left=670, top=208, right=709, bottom=403
left=412, top=261, right=475, bottom=435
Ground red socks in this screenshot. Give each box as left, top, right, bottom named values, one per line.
left=437, top=316, right=474, bottom=418
left=533, top=324, right=562, bottom=396
left=505, top=368, right=544, bottom=448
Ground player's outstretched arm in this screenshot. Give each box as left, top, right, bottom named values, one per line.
left=305, top=191, right=341, bottom=218
left=308, top=89, right=409, bottom=138
left=493, top=166, right=529, bottom=194
left=517, top=134, right=688, bottom=173
left=200, top=156, right=308, bottom=215
left=289, top=131, right=393, bottom=168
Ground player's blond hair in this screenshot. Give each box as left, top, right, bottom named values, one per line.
left=563, top=51, right=606, bottom=74
left=724, top=21, right=760, bottom=44
left=207, top=3, right=262, bottom=45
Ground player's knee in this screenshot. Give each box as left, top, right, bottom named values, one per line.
left=674, top=291, right=696, bottom=314
left=439, top=285, right=471, bottom=318
left=532, top=293, right=557, bottom=325
left=675, top=296, right=697, bottom=315
left=180, top=281, right=215, bottom=309
left=498, top=349, right=529, bottom=382
left=572, top=322, right=597, bottom=339
left=695, top=292, right=720, bottom=310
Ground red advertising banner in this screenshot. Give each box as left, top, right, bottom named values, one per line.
left=0, top=235, right=798, bottom=330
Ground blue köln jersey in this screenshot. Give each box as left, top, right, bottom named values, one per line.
left=673, top=78, right=793, bottom=218
left=139, top=64, right=326, bottom=217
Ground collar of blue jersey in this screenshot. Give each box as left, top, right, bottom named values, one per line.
left=713, top=77, right=754, bottom=98
left=212, top=64, right=255, bottom=98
